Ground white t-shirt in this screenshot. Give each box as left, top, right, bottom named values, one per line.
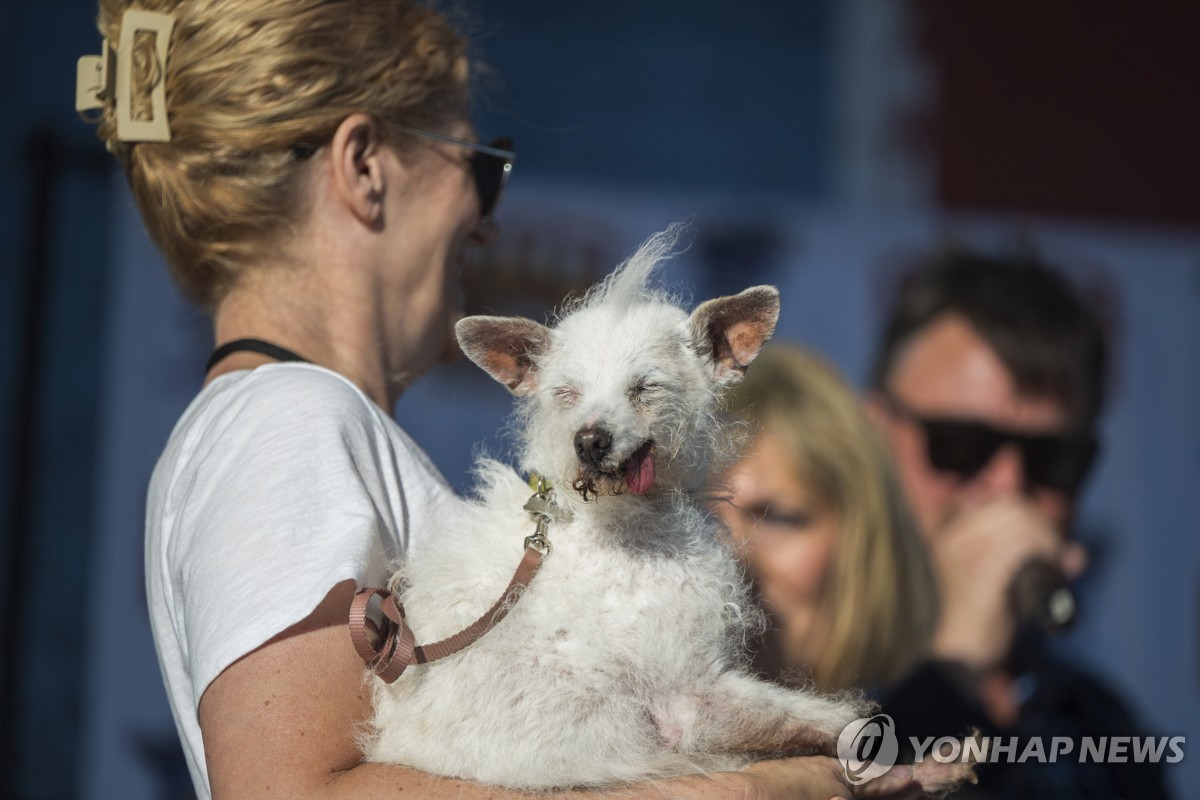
left=145, top=363, right=454, bottom=799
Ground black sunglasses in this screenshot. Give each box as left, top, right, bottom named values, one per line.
left=292, top=129, right=516, bottom=220
left=883, top=393, right=1099, bottom=494
left=401, top=128, right=516, bottom=220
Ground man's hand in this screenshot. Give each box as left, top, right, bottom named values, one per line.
left=928, top=497, right=1086, bottom=671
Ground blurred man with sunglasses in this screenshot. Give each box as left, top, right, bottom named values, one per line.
left=866, top=251, right=1169, bottom=798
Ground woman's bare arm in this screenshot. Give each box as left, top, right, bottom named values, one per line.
left=199, top=580, right=919, bottom=800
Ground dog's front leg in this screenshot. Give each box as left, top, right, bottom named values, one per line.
left=665, top=671, right=868, bottom=759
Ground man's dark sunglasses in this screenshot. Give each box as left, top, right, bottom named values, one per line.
left=402, top=129, right=515, bottom=220
left=883, top=393, right=1099, bottom=494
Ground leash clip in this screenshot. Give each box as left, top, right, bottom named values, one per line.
left=524, top=519, right=551, bottom=555
left=522, top=474, right=556, bottom=555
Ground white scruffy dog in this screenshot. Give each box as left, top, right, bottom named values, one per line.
left=362, top=227, right=867, bottom=788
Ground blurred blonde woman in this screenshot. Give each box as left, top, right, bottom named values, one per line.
left=718, top=344, right=939, bottom=692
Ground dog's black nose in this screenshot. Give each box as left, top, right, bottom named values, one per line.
left=574, top=427, right=612, bottom=465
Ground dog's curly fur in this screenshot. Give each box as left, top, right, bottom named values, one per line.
left=361, top=226, right=869, bottom=789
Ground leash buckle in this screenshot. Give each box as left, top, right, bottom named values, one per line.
left=523, top=475, right=555, bottom=555
left=524, top=515, right=551, bottom=555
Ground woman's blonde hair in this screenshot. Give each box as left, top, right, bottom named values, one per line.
left=93, top=0, right=472, bottom=307
left=728, top=344, right=938, bottom=691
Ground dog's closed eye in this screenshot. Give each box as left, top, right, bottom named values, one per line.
left=553, top=385, right=581, bottom=406
left=629, top=378, right=666, bottom=404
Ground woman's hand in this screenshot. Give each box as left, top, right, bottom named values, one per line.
left=741, top=757, right=932, bottom=800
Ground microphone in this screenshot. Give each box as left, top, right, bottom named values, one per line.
left=1009, top=560, right=1076, bottom=634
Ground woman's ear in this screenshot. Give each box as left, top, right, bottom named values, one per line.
left=328, top=113, right=388, bottom=226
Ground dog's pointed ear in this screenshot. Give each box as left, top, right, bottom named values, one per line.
left=456, top=316, right=552, bottom=396
left=688, top=286, right=780, bottom=384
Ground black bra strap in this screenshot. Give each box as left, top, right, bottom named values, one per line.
left=206, top=338, right=311, bottom=373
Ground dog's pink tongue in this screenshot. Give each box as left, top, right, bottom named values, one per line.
left=624, top=442, right=656, bottom=495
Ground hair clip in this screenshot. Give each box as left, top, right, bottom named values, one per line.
left=75, top=8, right=175, bottom=142
left=75, top=40, right=116, bottom=113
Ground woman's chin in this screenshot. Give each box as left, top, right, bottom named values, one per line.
left=438, top=310, right=465, bottom=364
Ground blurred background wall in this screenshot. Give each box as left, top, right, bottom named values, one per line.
left=1, top=1, right=1197, bottom=798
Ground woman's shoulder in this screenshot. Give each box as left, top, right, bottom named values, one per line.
left=207, top=362, right=382, bottom=421
left=171, top=363, right=391, bottom=450
left=154, top=363, right=445, bottom=498
left=148, top=363, right=453, bottom=554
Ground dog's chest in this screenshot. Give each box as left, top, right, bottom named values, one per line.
left=400, top=492, right=749, bottom=687
left=511, top=524, right=745, bottom=672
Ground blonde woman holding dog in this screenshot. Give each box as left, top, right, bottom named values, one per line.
left=718, top=344, right=939, bottom=692
left=85, top=2, right=947, bottom=798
